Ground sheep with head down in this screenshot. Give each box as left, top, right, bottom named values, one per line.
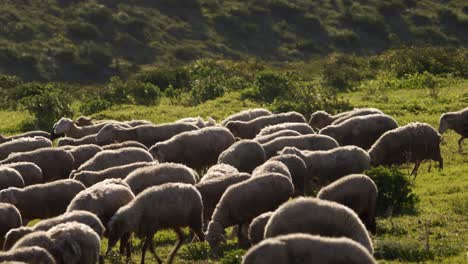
left=56, top=134, right=99, bottom=147
left=247, top=212, right=272, bottom=245
left=217, top=140, right=266, bottom=173
left=102, top=141, right=148, bottom=151
left=252, top=161, right=291, bottom=180
left=256, top=122, right=314, bottom=137
left=268, top=154, right=308, bottom=196
left=309, top=108, right=383, bottom=130
left=254, top=130, right=301, bottom=144
left=221, top=108, right=272, bottom=126
left=0, top=167, right=24, bottom=190
left=176, top=116, right=217, bottom=128
left=1, top=162, right=43, bottom=186
left=242, top=233, right=377, bottom=264
left=0, top=203, right=22, bottom=247
left=0, top=136, right=52, bottom=160
left=59, top=144, right=102, bottom=170
left=264, top=197, right=373, bottom=254
left=0, top=131, right=50, bottom=143
left=0, top=246, right=56, bottom=264
left=53, top=117, right=127, bottom=139
left=261, top=134, right=339, bottom=159
left=438, top=107, right=468, bottom=151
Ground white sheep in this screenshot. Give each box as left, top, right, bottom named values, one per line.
left=217, top=140, right=266, bottom=173
left=221, top=108, right=272, bottom=126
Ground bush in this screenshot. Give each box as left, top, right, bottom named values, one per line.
left=131, top=81, right=162, bottom=105
left=66, top=20, right=103, bottom=40
left=365, top=166, right=418, bottom=216
left=221, top=249, right=246, bottom=264
left=131, top=67, right=190, bottom=91
left=179, top=242, right=210, bottom=261
left=79, top=98, right=111, bottom=115
left=322, top=53, right=369, bottom=91
left=253, top=70, right=290, bottom=103
left=188, top=60, right=227, bottom=104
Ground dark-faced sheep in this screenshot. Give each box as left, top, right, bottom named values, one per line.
left=317, top=174, right=378, bottom=233
left=242, top=233, right=377, bottom=264
left=261, top=134, right=339, bottom=158
left=150, top=127, right=235, bottom=171
left=0, top=203, right=22, bottom=247
left=319, top=114, right=399, bottom=149
left=95, top=122, right=198, bottom=147
left=221, top=108, right=272, bottom=126
left=309, top=108, right=383, bottom=129
left=107, top=183, right=204, bottom=264
left=0, top=136, right=52, bottom=160
left=217, top=140, right=266, bottom=173
left=369, top=122, right=443, bottom=175
left=205, top=173, right=294, bottom=249
left=438, top=107, right=468, bottom=151
left=225, top=112, right=306, bottom=139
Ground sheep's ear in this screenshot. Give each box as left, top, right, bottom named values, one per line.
left=59, top=237, right=81, bottom=263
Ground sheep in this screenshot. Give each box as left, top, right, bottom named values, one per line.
left=221, top=108, right=272, bottom=126
left=217, top=140, right=266, bottom=173
left=0, top=162, right=43, bottom=185
left=0, top=203, right=22, bottom=247
left=309, top=108, right=383, bottom=129
left=106, top=183, right=204, bottom=264
left=3, top=211, right=104, bottom=251
left=368, top=122, right=443, bottom=175
left=205, top=173, right=294, bottom=249
left=9, top=231, right=58, bottom=262
left=125, top=163, right=198, bottom=195
left=317, top=174, right=378, bottom=234
left=252, top=161, right=291, bottom=180
left=72, top=162, right=153, bottom=187
left=319, top=114, right=399, bottom=149
left=264, top=197, right=373, bottom=253
left=261, top=134, right=339, bottom=158
left=75, top=116, right=151, bottom=127
left=256, top=122, right=315, bottom=137
left=247, top=212, right=272, bottom=245
left=0, top=148, right=74, bottom=182
left=0, top=179, right=85, bottom=223
left=0, top=246, right=56, bottom=264
left=242, top=234, right=377, bottom=264
left=438, top=107, right=468, bottom=151
left=102, top=141, right=148, bottom=151
left=196, top=173, right=251, bottom=229
left=176, top=116, right=217, bottom=128
left=225, top=112, right=306, bottom=139
left=95, top=122, right=199, bottom=147
left=53, top=117, right=124, bottom=139
left=56, top=134, right=99, bottom=147
left=61, top=144, right=102, bottom=170
left=0, top=168, right=24, bottom=190
left=268, top=154, right=308, bottom=196
left=254, top=130, right=301, bottom=144
left=74, top=147, right=153, bottom=174
left=201, top=164, right=240, bottom=182
left=0, top=131, right=51, bottom=143
left=0, top=136, right=52, bottom=160
left=150, top=127, right=236, bottom=171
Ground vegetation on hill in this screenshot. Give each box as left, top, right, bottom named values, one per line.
left=1, top=0, right=467, bottom=82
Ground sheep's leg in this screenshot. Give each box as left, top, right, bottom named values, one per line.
left=140, top=236, right=151, bottom=264
left=458, top=137, right=465, bottom=152
left=167, top=227, right=185, bottom=264
left=410, top=162, right=420, bottom=177
left=148, top=238, right=163, bottom=264
left=237, top=223, right=250, bottom=249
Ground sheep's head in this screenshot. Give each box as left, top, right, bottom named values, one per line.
left=438, top=113, right=455, bottom=134
left=225, top=121, right=243, bottom=138
left=309, top=111, right=332, bottom=129
left=149, top=144, right=167, bottom=162
left=95, top=124, right=118, bottom=144
left=75, top=116, right=94, bottom=127
left=0, top=189, right=19, bottom=205
left=106, top=213, right=129, bottom=254
left=53, top=118, right=74, bottom=135
left=204, top=221, right=226, bottom=248
left=3, top=227, right=34, bottom=250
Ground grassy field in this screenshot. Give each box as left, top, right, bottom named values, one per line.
left=2, top=81, right=466, bottom=263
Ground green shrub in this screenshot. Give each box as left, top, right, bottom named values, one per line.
left=253, top=70, right=290, bottom=103
left=221, top=249, right=246, bottom=264
left=103, top=76, right=131, bottom=104
left=365, top=166, right=418, bottom=216
left=132, top=67, right=190, bottom=91
left=66, top=20, right=103, bottom=40
left=322, top=53, right=368, bottom=91
left=79, top=98, right=111, bottom=115
left=131, top=81, right=162, bottom=105
left=179, top=242, right=210, bottom=260
left=188, top=60, right=227, bottom=104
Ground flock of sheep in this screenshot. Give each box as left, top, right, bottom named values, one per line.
left=0, top=106, right=466, bottom=264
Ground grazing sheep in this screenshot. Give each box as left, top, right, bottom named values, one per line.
left=205, top=173, right=294, bottom=248
left=61, top=144, right=102, bottom=170
left=150, top=127, right=235, bottom=171
left=53, top=117, right=120, bottom=139
left=268, top=154, right=308, bottom=196
left=309, top=108, right=383, bottom=129
left=0, top=246, right=56, bottom=264
left=319, top=114, right=399, bottom=149
left=73, top=162, right=153, bottom=187
left=0, top=136, right=52, bottom=160
left=242, top=234, right=376, bottom=264
left=75, top=147, right=153, bottom=174
left=0, top=179, right=85, bottom=223
left=281, top=146, right=370, bottom=186
left=176, top=116, right=217, bottom=128
left=225, top=112, right=306, bottom=139
left=0, top=131, right=51, bottom=143
left=261, top=134, right=339, bottom=158
left=264, top=197, right=373, bottom=253
left=438, top=107, right=468, bottom=150
left=217, top=140, right=266, bottom=173
left=369, top=122, right=443, bottom=175
left=57, top=134, right=99, bottom=147
left=75, top=116, right=151, bottom=128
left=125, top=163, right=198, bottom=195
left=201, top=164, right=240, bottom=182
left=247, top=212, right=272, bottom=245
left=252, top=161, right=291, bottom=180
left=95, top=123, right=199, bottom=147
left=196, top=173, right=251, bottom=229
left=0, top=148, right=74, bottom=182
left=0, top=203, right=22, bottom=247
left=3, top=211, right=104, bottom=251
left=257, top=122, right=314, bottom=137
left=106, top=183, right=204, bottom=264
left=317, top=174, right=378, bottom=233
left=10, top=231, right=59, bottom=262
left=254, top=130, right=301, bottom=144
left=102, top=141, right=148, bottom=151
left=1, top=162, right=43, bottom=185
left=0, top=168, right=24, bottom=190
left=221, top=108, right=272, bottom=126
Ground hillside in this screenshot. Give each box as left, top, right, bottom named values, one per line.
left=1, top=0, right=467, bottom=82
